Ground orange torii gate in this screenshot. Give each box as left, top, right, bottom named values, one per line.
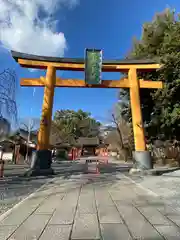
left=11, top=50, right=163, bottom=175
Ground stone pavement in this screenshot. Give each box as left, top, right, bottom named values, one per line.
left=1, top=172, right=180, bottom=240
left=129, top=171, right=180, bottom=211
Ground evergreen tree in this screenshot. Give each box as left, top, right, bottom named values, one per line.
left=118, top=9, right=180, bottom=140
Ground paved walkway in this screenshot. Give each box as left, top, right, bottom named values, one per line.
left=1, top=172, right=180, bottom=240
left=129, top=171, right=180, bottom=211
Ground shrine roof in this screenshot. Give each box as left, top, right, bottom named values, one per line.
left=11, top=50, right=157, bottom=65
left=78, top=137, right=99, bottom=146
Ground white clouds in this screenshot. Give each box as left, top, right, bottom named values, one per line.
left=0, top=0, right=79, bottom=56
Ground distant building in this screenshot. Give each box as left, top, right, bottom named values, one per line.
left=78, top=137, right=99, bottom=156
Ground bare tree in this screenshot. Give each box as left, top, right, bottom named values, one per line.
left=0, top=69, right=18, bottom=141
left=97, top=108, right=133, bottom=161
left=20, top=118, right=40, bottom=133
left=19, top=118, right=40, bottom=161
left=108, top=113, right=133, bottom=161
left=111, top=113, right=124, bottom=149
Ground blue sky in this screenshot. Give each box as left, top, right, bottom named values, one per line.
left=0, top=0, right=179, bottom=124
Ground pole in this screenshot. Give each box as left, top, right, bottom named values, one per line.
left=0, top=149, right=4, bottom=178
left=128, top=68, right=152, bottom=170
left=25, top=118, right=31, bottom=162
left=37, top=66, right=56, bottom=150
left=128, top=68, right=146, bottom=151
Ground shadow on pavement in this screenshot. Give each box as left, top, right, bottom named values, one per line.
left=0, top=160, right=132, bottom=214
left=1, top=161, right=132, bottom=182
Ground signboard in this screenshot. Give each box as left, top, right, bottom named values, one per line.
left=85, top=49, right=102, bottom=84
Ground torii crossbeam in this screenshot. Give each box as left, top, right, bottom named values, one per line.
left=11, top=50, right=163, bottom=175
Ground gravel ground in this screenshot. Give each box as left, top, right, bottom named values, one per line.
left=0, top=177, right=49, bottom=215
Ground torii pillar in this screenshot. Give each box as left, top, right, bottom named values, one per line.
left=30, top=66, right=56, bottom=176
left=128, top=68, right=151, bottom=170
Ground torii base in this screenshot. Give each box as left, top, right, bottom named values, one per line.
left=132, top=151, right=153, bottom=170
left=24, top=150, right=54, bottom=177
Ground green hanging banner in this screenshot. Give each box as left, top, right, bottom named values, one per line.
left=85, top=49, right=102, bottom=84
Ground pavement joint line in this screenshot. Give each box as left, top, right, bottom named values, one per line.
left=107, top=184, right=134, bottom=240
left=6, top=205, right=56, bottom=240
left=35, top=208, right=57, bottom=240
left=93, top=185, right=103, bottom=240
left=122, top=174, right=159, bottom=197
left=165, top=215, right=180, bottom=230
left=69, top=184, right=82, bottom=240
left=0, top=176, right=58, bottom=222
left=5, top=199, right=51, bottom=239
left=108, top=175, right=166, bottom=240
left=4, top=177, right=66, bottom=240
left=132, top=202, right=167, bottom=239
